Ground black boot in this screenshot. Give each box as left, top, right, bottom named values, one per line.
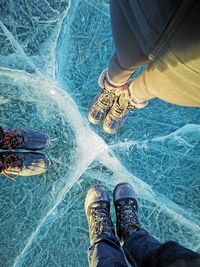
left=0, top=127, right=50, bottom=150
left=84, top=185, right=115, bottom=245
left=113, top=182, right=140, bottom=243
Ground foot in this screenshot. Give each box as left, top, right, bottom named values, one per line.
left=0, top=127, right=50, bottom=150
left=0, top=152, right=50, bottom=179
left=88, top=71, right=117, bottom=125
left=103, top=93, right=147, bottom=134
left=103, top=93, right=129, bottom=134
left=113, top=183, right=140, bottom=243
left=84, top=185, right=115, bottom=245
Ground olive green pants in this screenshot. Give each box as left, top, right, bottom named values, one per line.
left=129, top=45, right=200, bottom=107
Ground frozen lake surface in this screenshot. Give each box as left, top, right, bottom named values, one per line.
left=0, top=1, right=200, bottom=266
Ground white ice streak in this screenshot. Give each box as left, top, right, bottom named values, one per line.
left=110, top=124, right=200, bottom=151
left=0, top=21, right=42, bottom=75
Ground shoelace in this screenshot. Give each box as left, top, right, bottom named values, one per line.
left=2, top=130, right=24, bottom=150
left=91, top=207, right=113, bottom=236
left=0, top=154, right=23, bottom=180
left=117, top=202, right=140, bottom=232
left=112, top=95, right=129, bottom=118
left=98, top=91, right=114, bottom=109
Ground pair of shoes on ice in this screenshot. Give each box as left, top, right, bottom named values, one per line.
left=0, top=127, right=50, bottom=179
left=85, top=182, right=140, bottom=245
left=88, top=70, right=147, bottom=134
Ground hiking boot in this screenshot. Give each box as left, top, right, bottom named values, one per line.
left=0, top=152, right=50, bottom=179
left=88, top=78, right=116, bottom=125
left=113, top=183, right=140, bottom=243
left=103, top=94, right=147, bottom=134
left=85, top=185, right=115, bottom=245
left=0, top=127, right=50, bottom=150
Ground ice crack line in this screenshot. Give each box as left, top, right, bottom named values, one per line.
left=0, top=21, right=41, bottom=75
left=0, top=0, right=72, bottom=79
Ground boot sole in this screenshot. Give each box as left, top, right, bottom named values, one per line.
left=103, top=123, right=117, bottom=134
left=88, top=113, right=101, bottom=125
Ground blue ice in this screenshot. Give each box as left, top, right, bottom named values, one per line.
left=0, top=0, right=199, bottom=266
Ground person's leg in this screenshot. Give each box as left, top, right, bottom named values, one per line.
left=129, top=44, right=200, bottom=107
left=85, top=185, right=128, bottom=267
left=88, top=0, right=150, bottom=130
left=128, top=72, right=155, bottom=104
left=113, top=183, right=200, bottom=267
left=88, top=0, right=152, bottom=133
left=123, top=229, right=200, bottom=267
left=108, top=0, right=148, bottom=85
left=123, top=229, right=162, bottom=266
left=88, top=234, right=128, bottom=267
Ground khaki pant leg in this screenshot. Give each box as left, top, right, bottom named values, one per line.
left=129, top=47, right=200, bottom=107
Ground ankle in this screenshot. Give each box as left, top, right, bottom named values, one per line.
left=128, top=97, right=148, bottom=110
left=128, top=74, right=154, bottom=104
left=106, top=71, right=129, bottom=87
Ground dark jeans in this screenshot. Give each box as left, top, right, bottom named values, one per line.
left=88, top=229, right=200, bottom=267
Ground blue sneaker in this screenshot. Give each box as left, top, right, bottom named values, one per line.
left=0, top=127, right=50, bottom=150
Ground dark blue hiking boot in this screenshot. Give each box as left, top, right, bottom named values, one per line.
left=113, top=183, right=140, bottom=243
left=85, top=185, right=115, bottom=245
left=0, top=152, right=50, bottom=179
left=0, top=127, right=50, bottom=150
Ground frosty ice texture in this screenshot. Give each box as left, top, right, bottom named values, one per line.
left=0, top=1, right=199, bottom=266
